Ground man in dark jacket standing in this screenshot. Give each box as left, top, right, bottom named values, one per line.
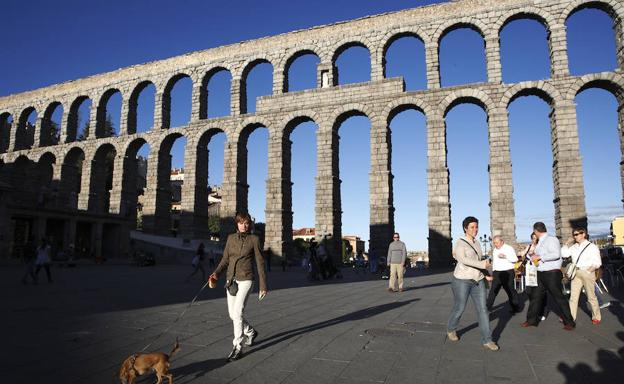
left=387, top=233, right=408, bottom=292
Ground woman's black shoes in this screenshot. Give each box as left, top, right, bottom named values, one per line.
left=227, top=346, right=243, bottom=362
left=245, top=330, right=258, bottom=346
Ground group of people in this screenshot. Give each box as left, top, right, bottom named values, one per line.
left=447, top=216, right=606, bottom=351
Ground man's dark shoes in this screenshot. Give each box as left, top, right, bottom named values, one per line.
left=227, top=346, right=243, bottom=362
left=245, top=330, right=258, bottom=346
left=563, top=324, right=575, bottom=331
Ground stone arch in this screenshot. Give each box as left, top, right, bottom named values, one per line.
left=60, top=146, right=86, bottom=210
left=379, top=28, right=428, bottom=78
left=280, top=111, right=321, bottom=140
left=35, top=152, right=56, bottom=207
left=200, top=67, right=232, bottom=119
left=0, top=112, right=13, bottom=153
left=382, top=96, right=431, bottom=124
left=162, top=73, right=193, bottom=129
left=67, top=95, right=92, bottom=142
left=563, top=0, right=624, bottom=71
left=88, top=143, right=117, bottom=213
left=127, top=80, right=157, bottom=134
left=120, top=137, right=150, bottom=221
left=440, top=89, right=494, bottom=117
left=283, top=49, right=321, bottom=93
left=329, top=103, right=374, bottom=132
left=502, top=82, right=561, bottom=109
left=494, top=7, right=555, bottom=34
left=15, top=107, right=37, bottom=150
left=568, top=74, right=624, bottom=101
left=240, top=58, right=274, bottom=114
left=435, top=18, right=489, bottom=44
left=331, top=40, right=372, bottom=86
left=96, top=88, right=122, bottom=138
left=41, top=101, right=63, bottom=147
left=562, top=0, right=623, bottom=23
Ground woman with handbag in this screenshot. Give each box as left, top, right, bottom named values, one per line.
left=210, top=212, right=268, bottom=361
left=561, top=227, right=601, bottom=325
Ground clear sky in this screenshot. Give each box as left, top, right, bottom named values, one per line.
left=0, top=0, right=621, bottom=251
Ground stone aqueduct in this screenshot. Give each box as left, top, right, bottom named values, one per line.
left=0, top=0, right=623, bottom=265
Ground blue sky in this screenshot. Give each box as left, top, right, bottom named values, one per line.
left=0, top=0, right=621, bottom=251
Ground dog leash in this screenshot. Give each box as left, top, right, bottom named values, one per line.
left=139, top=280, right=209, bottom=352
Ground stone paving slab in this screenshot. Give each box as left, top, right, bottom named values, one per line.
left=2, top=264, right=624, bottom=383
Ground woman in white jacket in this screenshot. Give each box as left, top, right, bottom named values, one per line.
left=561, top=227, right=601, bottom=325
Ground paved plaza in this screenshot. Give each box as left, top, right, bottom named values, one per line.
left=3, top=263, right=623, bottom=383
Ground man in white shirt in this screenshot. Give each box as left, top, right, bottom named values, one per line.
left=486, top=235, right=520, bottom=313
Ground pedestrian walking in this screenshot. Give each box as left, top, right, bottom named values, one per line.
left=486, top=235, right=520, bottom=313
left=521, top=222, right=575, bottom=330
left=447, top=216, right=499, bottom=351
left=521, top=233, right=549, bottom=321
left=387, top=232, right=407, bottom=292
left=210, top=212, right=267, bottom=362
left=34, top=238, right=53, bottom=283
left=561, top=227, right=602, bottom=325
left=186, top=242, right=206, bottom=282
left=21, top=237, right=37, bottom=284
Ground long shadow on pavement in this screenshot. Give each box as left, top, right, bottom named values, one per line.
left=251, top=298, right=421, bottom=353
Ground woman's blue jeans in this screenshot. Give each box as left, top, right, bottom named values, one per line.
left=447, top=277, right=493, bottom=344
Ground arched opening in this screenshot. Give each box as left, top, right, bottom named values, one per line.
left=142, top=134, right=186, bottom=235
left=35, top=153, right=56, bottom=208
left=0, top=113, right=13, bottom=153
left=388, top=107, right=427, bottom=251
left=566, top=6, right=619, bottom=75
left=15, top=108, right=37, bottom=150
left=123, top=139, right=151, bottom=229
left=10, top=156, right=36, bottom=205
left=287, top=118, right=318, bottom=257
left=41, top=103, right=63, bottom=146
left=383, top=34, right=427, bottom=91
left=508, top=91, right=556, bottom=241
left=238, top=125, right=269, bottom=222
left=499, top=17, right=551, bottom=83
left=189, top=129, right=226, bottom=238
left=241, top=60, right=273, bottom=114
left=88, top=144, right=117, bottom=214
left=445, top=100, right=490, bottom=242
left=285, top=51, right=320, bottom=92
left=163, top=74, right=192, bottom=129
left=128, top=81, right=156, bottom=134
left=333, top=43, right=371, bottom=86
left=439, top=25, right=487, bottom=87
left=60, top=147, right=85, bottom=210
left=336, top=113, right=370, bottom=257
left=202, top=68, right=232, bottom=119
left=96, top=89, right=121, bottom=138
left=575, top=83, right=623, bottom=235
left=68, top=96, right=92, bottom=142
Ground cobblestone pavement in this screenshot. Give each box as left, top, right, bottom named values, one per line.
left=3, top=264, right=623, bottom=383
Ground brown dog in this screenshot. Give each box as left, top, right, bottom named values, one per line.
left=118, top=339, right=180, bottom=384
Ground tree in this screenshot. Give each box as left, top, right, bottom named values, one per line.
left=208, top=215, right=220, bottom=237
left=47, top=121, right=60, bottom=144
left=102, top=113, right=116, bottom=137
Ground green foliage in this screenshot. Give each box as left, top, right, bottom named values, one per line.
left=208, top=215, right=220, bottom=235
left=293, top=238, right=310, bottom=256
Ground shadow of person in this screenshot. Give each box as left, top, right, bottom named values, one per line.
left=169, top=358, right=229, bottom=382
left=251, top=298, right=420, bottom=353
left=491, top=306, right=515, bottom=342
left=402, top=281, right=450, bottom=291
left=558, top=347, right=624, bottom=383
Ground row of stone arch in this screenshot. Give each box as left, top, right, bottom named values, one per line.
left=1, top=0, right=621, bottom=154
left=3, top=74, right=621, bottom=260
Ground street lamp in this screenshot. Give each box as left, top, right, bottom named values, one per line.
left=480, top=234, right=492, bottom=258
